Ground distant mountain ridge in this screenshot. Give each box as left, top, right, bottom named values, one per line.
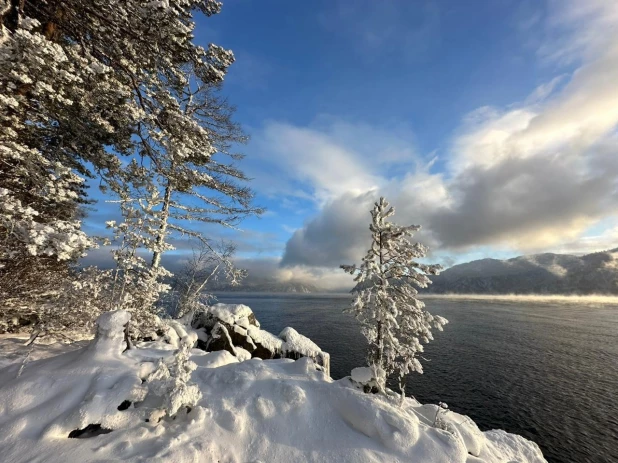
left=425, top=248, right=618, bottom=295
left=208, top=279, right=318, bottom=293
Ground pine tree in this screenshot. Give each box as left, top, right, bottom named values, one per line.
left=122, top=70, right=263, bottom=282
left=1, top=1, right=261, bottom=332
left=341, top=197, right=448, bottom=397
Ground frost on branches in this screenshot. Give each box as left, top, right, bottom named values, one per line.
left=105, top=192, right=171, bottom=339
left=168, top=240, right=246, bottom=319
left=1, top=0, right=260, bottom=336
left=341, top=197, right=448, bottom=399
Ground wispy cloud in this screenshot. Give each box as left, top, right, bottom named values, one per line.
left=247, top=118, right=420, bottom=202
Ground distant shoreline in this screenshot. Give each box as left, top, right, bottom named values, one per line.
left=214, top=291, right=618, bottom=303
left=420, top=293, right=618, bottom=304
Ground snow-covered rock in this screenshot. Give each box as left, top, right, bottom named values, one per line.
left=0, top=311, right=546, bottom=463
left=193, top=303, right=331, bottom=374
left=349, top=365, right=386, bottom=393
left=90, top=309, right=131, bottom=356
left=413, top=403, right=486, bottom=456
left=279, top=327, right=330, bottom=373
left=205, top=321, right=237, bottom=355
left=208, top=303, right=259, bottom=327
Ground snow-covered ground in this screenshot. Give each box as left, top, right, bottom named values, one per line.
left=0, top=311, right=546, bottom=463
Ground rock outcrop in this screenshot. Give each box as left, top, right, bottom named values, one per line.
left=192, top=303, right=330, bottom=375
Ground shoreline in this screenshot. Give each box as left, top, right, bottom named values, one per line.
left=419, top=293, right=618, bottom=304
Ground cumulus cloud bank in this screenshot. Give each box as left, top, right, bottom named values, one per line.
left=274, top=0, right=618, bottom=271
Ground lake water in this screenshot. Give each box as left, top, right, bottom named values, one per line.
left=214, top=293, right=618, bottom=463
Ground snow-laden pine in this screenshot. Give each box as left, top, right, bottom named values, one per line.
left=0, top=0, right=260, bottom=335
left=342, top=197, right=447, bottom=398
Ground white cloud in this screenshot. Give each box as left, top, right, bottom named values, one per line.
left=275, top=0, right=618, bottom=272
left=249, top=119, right=420, bottom=202
left=548, top=224, right=618, bottom=255
left=260, top=122, right=382, bottom=200
left=540, top=0, right=618, bottom=65
left=234, top=257, right=353, bottom=291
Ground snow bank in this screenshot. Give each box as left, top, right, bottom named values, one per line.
left=0, top=311, right=546, bottom=463
left=0, top=310, right=143, bottom=443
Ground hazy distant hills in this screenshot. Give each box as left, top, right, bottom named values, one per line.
left=208, top=248, right=618, bottom=294
left=426, top=248, right=618, bottom=295
left=209, top=280, right=319, bottom=294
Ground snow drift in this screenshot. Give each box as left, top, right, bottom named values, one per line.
left=0, top=310, right=546, bottom=463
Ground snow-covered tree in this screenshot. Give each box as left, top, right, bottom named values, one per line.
left=1, top=0, right=261, bottom=333
left=1, top=264, right=113, bottom=339
left=168, top=240, right=245, bottom=319
left=0, top=4, right=135, bottom=281
left=121, top=70, right=263, bottom=293
left=105, top=182, right=172, bottom=339
left=341, top=197, right=448, bottom=397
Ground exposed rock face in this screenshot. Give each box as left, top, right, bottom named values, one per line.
left=205, top=322, right=236, bottom=357
left=192, top=303, right=330, bottom=375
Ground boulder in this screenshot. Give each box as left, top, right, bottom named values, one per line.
left=247, top=327, right=283, bottom=360
left=225, top=323, right=257, bottom=353
left=192, top=303, right=330, bottom=375
left=193, top=303, right=259, bottom=331
left=279, top=327, right=330, bottom=375
left=205, top=322, right=236, bottom=357
left=349, top=366, right=384, bottom=393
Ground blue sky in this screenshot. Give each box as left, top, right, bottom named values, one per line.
left=84, top=0, right=618, bottom=289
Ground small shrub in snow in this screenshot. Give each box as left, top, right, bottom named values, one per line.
left=433, top=402, right=451, bottom=430
left=105, top=196, right=170, bottom=339
left=144, top=334, right=201, bottom=422
left=168, top=240, right=245, bottom=319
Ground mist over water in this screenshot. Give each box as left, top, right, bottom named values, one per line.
left=215, top=293, right=618, bottom=463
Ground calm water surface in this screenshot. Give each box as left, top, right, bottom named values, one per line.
left=215, top=293, right=618, bottom=463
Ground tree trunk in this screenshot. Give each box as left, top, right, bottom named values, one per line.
left=150, top=181, right=172, bottom=269
left=376, top=320, right=383, bottom=365
left=2, top=0, right=24, bottom=35
left=376, top=230, right=384, bottom=365
left=398, top=374, right=406, bottom=405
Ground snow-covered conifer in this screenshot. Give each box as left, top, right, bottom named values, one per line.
left=341, top=197, right=447, bottom=397
left=1, top=0, right=260, bottom=333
